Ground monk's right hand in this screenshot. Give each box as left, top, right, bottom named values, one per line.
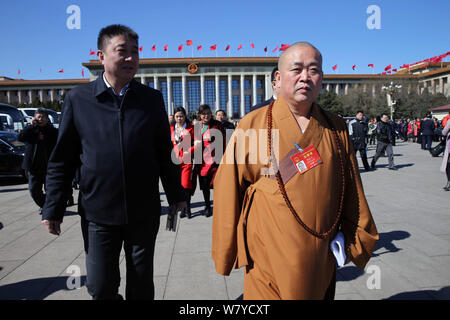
left=42, top=220, right=62, bottom=236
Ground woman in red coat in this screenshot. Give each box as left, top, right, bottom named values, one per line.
left=171, top=107, right=194, bottom=218
left=194, top=104, right=225, bottom=217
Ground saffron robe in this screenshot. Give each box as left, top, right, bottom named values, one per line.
left=212, top=94, right=379, bottom=300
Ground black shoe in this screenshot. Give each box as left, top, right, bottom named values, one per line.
left=180, top=208, right=186, bottom=218
left=186, top=207, right=192, bottom=219
left=388, top=167, right=398, bottom=171
left=204, top=206, right=212, bottom=217
left=39, top=208, right=43, bottom=215
left=364, top=167, right=372, bottom=172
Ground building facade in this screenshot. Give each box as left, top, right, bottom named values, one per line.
left=1, top=58, right=449, bottom=119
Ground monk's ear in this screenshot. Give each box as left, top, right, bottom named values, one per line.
left=275, top=70, right=281, bottom=85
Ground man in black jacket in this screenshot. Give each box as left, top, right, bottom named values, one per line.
left=41, top=25, right=185, bottom=300
left=250, top=66, right=279, bottom=112
left=350, top=111, right=371, bottom=171
left=18, top=109, right=58, bottom=211
left=421, top=115, right=435, bottom=151
left=371, top=113, right=397, bottom=170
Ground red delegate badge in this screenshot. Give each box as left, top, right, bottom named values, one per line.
left=290, top=145, right=322, bottom=175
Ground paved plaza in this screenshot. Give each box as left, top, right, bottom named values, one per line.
left=0, top=140, right=449, bottom=300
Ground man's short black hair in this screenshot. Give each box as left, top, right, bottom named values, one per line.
left=271, top=66, right=278, bottom=82
left=35, top=108, right=49, bottom=117
left=97, top=24, right=139, bottom=51
left=381, top=113, right=389, bottom=118
left=356, top=110, right=364, bottom=115
left=216, top=109, right=227, bottom=116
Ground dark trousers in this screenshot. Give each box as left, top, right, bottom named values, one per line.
left=28, top=171, right=46, bottom=208
left=371, top=142, right=394, bottom=168
left=421, top=135, right=432, bottom=150
left=80, top=216, right=159, bottom=300
left=446, top=163, right=450, bottom=181
left=355, top=148, right=370, bottom=170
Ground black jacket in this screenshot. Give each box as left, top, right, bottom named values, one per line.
left=250, top=97, right=274, bottom=112
left=350, top=119, right=368, bottom=150
left=376, top=121, right=393, bottom=144
left=18, top=122, right=58, bottom=175
left=42, top=75, right=184, bottom=225
left=421, top=119, right=435, bottom=136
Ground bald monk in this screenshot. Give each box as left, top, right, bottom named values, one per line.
left=212, top=42, right=379, bottom=300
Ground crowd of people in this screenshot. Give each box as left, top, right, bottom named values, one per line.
left=347, top=111, right=450, bottom=189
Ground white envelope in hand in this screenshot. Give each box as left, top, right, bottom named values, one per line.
left=331, top=231, right=346, bottom=268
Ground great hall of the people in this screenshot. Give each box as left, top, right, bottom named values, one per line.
left=1, top=57, right=449, bottom=119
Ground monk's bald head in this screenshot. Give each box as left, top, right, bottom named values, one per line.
left=278, top=42, right=323, bottom=72
left=275, top=42, right=323, bottom=109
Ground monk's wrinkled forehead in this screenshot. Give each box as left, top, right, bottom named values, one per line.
left=278, top=42, right=323, bottom=71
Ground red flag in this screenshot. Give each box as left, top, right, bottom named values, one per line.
left=352, top=65, right=356, bottom=70
left=279, top=44, right=290, bottom=51
left=250, top=43, right=255, bottom=49
left=225, top=44, right=230, bottom=51
left=17, top=69, right=20, bottom=75
left=264, top=46, right=267, bottom=52
left=186, top=40, right=193, bottom=46
left=382, top=72, right=386, bottom=75
left=178, top=44, right=183, bottom=52
left=332, top=65, right=337, bottom=71
left=392, top=68, right=397, bottom=72
left=81, top=69, right=84, bottom=77
left=164, top=44, right=168, bottom=51
left=272, top=45, right=279, bottom=52
left=58, top=68, right=64, bottom=73
left=210, top=44, right=217, bottom=51
left=368, top=64, right=374, bottom=68
left=384, top=64, right=392, bottom=71
left=401, top=64, right=409, bottom=69
left=89, top=48, right=96, bottom=56
left=197, top=45, right=202, bottom=50
left=151, top=45, right=156, bottom=51
left=39, top=68, right=42, bottom=73
left=387, top=70, right=391, bottom=74
left=237, top=44, right=242, bottom=50
left=139, top=45, right=143, bottom=52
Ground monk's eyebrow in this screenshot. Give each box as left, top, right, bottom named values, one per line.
left=291, top=62, right=321, bottom=68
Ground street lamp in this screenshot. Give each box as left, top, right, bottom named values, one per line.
left=381, top=82, right=402, bottom=120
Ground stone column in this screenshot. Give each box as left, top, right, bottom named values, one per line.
left=6, top=90, right=11, bottom=104
left=153, top=76, right=158, bottom=90
left=141, top=76, right=145, bottom=85
left=265, top=73, right=271, bottom=100
left=215, top=74, right=220, bottom=111
left=344, top=84, right=349, bottom=95
left=335, top=84, right=339, bottom=95
left=240, top=74, right=245, bottom=118
left=326, top=84, right=331, bottom=92
left=50, top=89, right=55, bottom=102
left=200, top=74, right=205, bottom=105
left=182, top=75, right=186, bottom=110
left=439, top=78, right=444, bottom=94
left=252, top=74, right=257, bottom=106
left=39, top=89, right=44, bottom=103
left=17, top=90, right=23, bottom=104
left=167, top=75, right=172, bottom=115
left=227, top=74, right=233, bottom=118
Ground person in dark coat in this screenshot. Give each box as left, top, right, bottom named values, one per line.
left=250, top=66, right=279, bottom=112
left=421, top=115, right=435, bottom=151
left=371, top=113, right=397, bottom=170
left=41, top=24, right=185, bottom=300
left=18, top=108, right=58, bottom=211
left=350, top=111, right=371, bottom=171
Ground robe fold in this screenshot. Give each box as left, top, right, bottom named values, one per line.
left=212, top=94, right=379, bottom=300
